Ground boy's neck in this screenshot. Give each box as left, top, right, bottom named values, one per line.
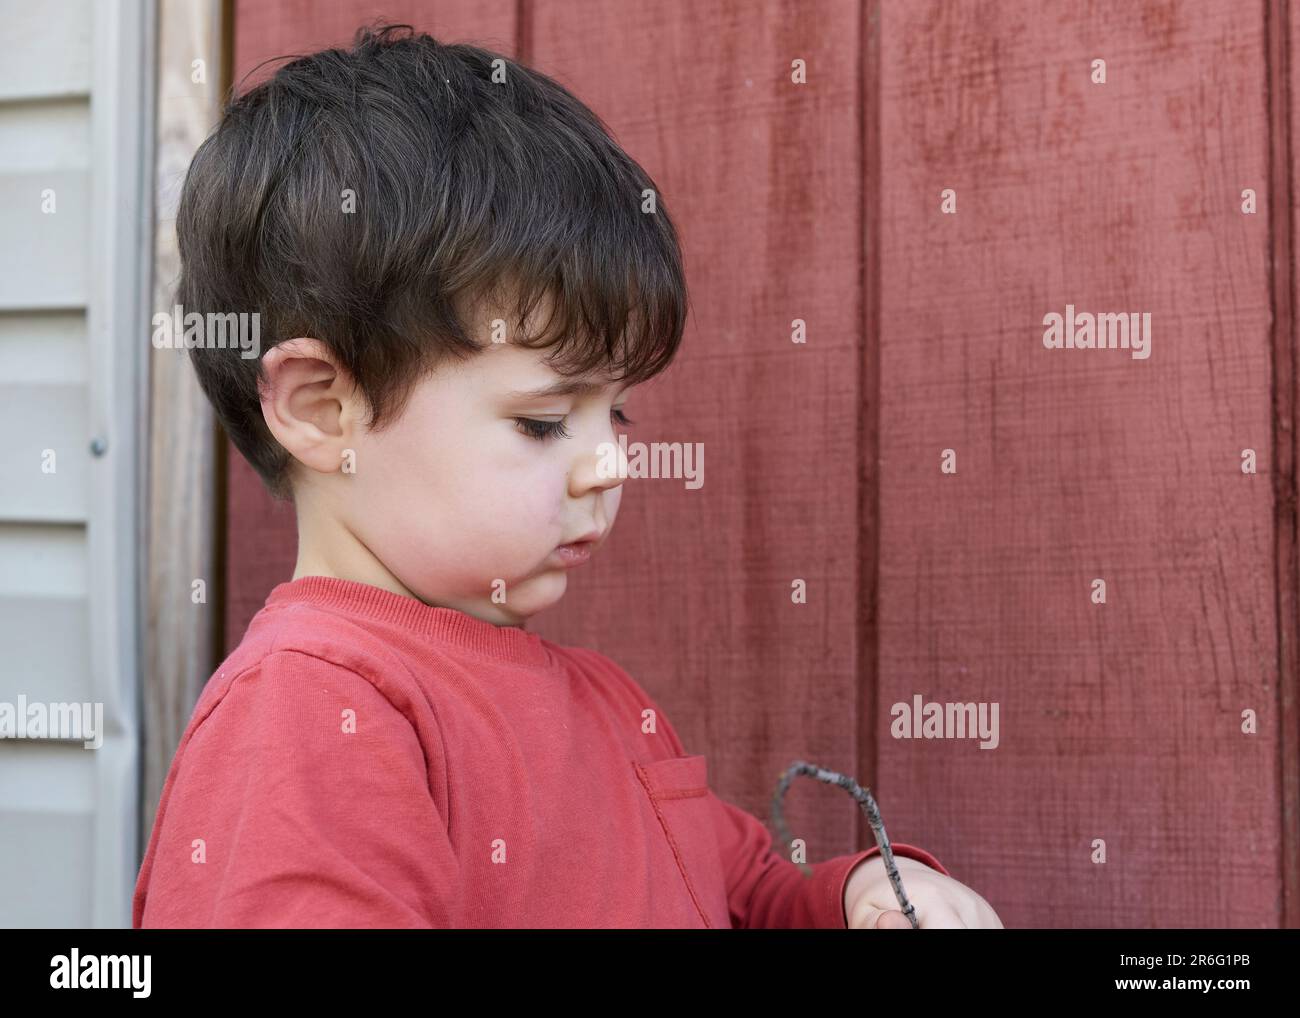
left=291, top=509, right=529, bottom=630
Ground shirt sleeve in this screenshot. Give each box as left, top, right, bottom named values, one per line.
left=643, top=691, right=950, bottom=928
left=133, top=649, right=459, bottom=928
left=709, top=792, right=950, bottom=928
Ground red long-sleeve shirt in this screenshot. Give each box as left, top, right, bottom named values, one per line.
left=133, top=576, right=947, bottom=928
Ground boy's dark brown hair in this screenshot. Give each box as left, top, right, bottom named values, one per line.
left=178, top=22, right=688, bottom=500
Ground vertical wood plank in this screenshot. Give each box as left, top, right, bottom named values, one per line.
left=528, top=0, right=869, bottom=865
left=862, top=0, right=884, bottom=862
left=876, top=0, right=1278, bottom=926
left=143, top=0, right=225, bottom=868
left=1277, top=0, right=1300, bottom=930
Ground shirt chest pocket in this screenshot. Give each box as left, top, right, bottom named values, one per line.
left=632, top=754, right=731, bottom=928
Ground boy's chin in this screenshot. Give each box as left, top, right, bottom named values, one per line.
left=502, top=570, right=570, bottom=616
left=406, top=574, right=568, bottom=626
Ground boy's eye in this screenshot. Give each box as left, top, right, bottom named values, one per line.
left=514, top=407, right=634, bottom=442
left=514, top=417, right=571, bottom=441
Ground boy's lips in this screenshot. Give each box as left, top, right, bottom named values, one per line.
left=554, top=530, right=602, bottom=567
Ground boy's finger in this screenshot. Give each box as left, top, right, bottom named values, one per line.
left=853, top=907, right=913, bottom=929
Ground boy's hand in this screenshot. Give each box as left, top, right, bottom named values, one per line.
left=844, top=855, right=1003, bottom=929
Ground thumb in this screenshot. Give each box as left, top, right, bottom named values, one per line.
left=855, top=907, right=914, bottom=929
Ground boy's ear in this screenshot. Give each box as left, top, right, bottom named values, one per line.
left=258, top=337, right=364, bottom=479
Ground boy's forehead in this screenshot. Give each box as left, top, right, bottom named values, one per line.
left=503, top=374, right=619, bottom=400
left=482, top=341, right=622, bottom=397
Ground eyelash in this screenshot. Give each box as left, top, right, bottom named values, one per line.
left=514, top=408, right=634, bottom=442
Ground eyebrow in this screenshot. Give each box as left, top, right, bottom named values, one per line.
left=505, top=378, right=626, bottom=400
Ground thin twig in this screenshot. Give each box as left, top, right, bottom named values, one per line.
left=771, top=760, right=919, bottom=929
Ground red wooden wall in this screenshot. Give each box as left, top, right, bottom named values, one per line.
left=223, top=0, right=1298, bottom=927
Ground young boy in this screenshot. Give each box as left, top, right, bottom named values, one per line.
left=133, top=24, right=1000, bottom=929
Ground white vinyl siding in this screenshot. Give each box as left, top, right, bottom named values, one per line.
left=0, top=0, right=152, bottom=928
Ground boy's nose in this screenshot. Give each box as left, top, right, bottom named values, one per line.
left=569, top=439, right=627, bottom=495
